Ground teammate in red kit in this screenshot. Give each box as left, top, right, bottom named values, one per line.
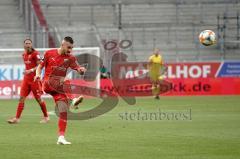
left=35, top=36, right=85, bottom=145
left=7, top=39, right=49, bottom=124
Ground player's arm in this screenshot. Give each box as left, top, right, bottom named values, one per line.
left=24, top=63, right=40, bottom=75
left=34, top=52, right=46, bottom=81
left=34, top=64, right=43, bottom=81
left=24, top=67, right=37, bottom=75
left=70, top=56, right=86, bottom=75
left=78, top=67, right=86, bottom=75
left=160, top=57, right=167, bottom=75
left=31, top=55, right=41, bottom=72
left=24, top=53, right=41, bottom=75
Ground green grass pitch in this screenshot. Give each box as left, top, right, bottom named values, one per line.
left=0, top=96, right=239, bottom=159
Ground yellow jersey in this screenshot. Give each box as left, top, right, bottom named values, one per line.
left=148, top=54, right=163, bottom=73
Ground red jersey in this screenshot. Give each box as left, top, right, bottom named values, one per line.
left=22, top=50, right=41, bottom=80
left=40, top=49, right=80, bottom=81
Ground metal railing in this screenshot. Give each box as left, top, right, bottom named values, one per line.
left=18, top=0, right=46, bottom=47
left=17, top=0, right=60, bottom=48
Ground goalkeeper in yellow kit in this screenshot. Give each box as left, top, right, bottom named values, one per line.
left=148, top=48, right=165, bottom=99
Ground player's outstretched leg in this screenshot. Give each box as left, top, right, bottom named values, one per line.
left=56, top=100, right=71, bottom=145
left=7, top=97, right=26, bottom=124
left=64, top=80, right=84, bottom=109
left=71, top=95, right=84, bottom=109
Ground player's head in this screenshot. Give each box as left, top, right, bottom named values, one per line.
left=24, top=38, right=33, bottom=53
left=153, top=48, right=160, bottom=56
left=61, top=36, right=74, bottom=55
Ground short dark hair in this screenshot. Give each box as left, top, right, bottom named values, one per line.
left=64, top=36, right=74, bottom=44
left=24, top=38, right=32, bottom=43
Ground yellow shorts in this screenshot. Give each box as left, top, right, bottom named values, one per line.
left=149, top=71, right=164, bottom=82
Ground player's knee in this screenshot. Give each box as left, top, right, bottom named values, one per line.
left=57, top=100, right=68, bottom=113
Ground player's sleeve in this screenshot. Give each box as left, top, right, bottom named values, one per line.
left=69, top=56, right=81, bottom=71
left=148, top=55, right=153, bottom=62
left=34, top=51, right=41, bottom=63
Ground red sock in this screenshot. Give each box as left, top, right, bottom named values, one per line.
left=58, top=112, right=67, bottom=136
left=40, top=101, right=48, bottom=117
left=16, top=102, right=24, bottom=119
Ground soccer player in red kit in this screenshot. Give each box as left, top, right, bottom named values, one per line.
left=7, top=39, right=49, bottom=124
left=35, top=36, right=85, bottom=145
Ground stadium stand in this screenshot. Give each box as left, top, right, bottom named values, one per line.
left=39, top=0, right=240, bottom=63
left=0, top=0, right=239, bottom=63
left=0, top=0, right=28, bottom=48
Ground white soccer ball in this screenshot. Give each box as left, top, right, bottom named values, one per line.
left=199, top=30, right=216, bottom=46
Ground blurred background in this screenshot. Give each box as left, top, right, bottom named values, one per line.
left=0, top=0, right=240, bottom=66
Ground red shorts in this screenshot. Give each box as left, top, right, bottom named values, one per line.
left=43, top=80, right=69, bottom=103
left=20, top=79, right=43, bottom=98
